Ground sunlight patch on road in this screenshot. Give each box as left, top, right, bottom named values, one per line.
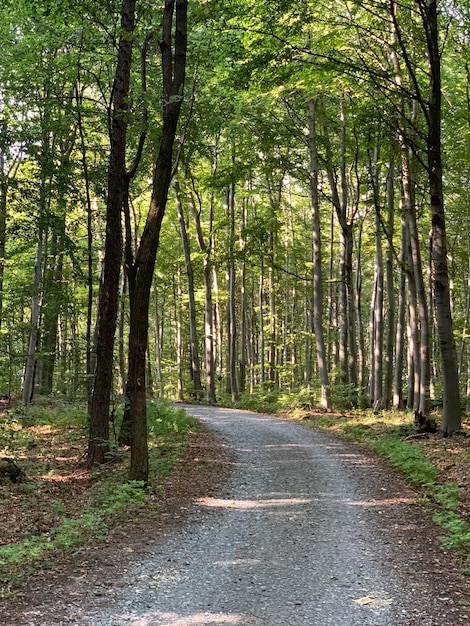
left=196, top=497, right=312, bottom=509
left=349, top=497, right=415, bottom=507
left=213, top=558, right=261, bottom=567
left=123, top=612, right=244, bottom=624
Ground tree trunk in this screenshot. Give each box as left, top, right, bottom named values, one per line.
left=175, top=182, right=203, bottom=400
left=37, top=230, right=63, bottom=394
left=307, top=99, right=330, bottom=410
left=185, top=175, right=216, bottom=403
left=23, top=230, right=44, bottom=405
left=402, top=144, right=430, bottom=415
left=175, top=263, right=184, bottom=402
left=371, top=207, right=384, bottom=410
left=419, top=0, right=461, bottom=433
left=75, top=90, right=95, bottom=408
left=393, top=218, right=407, bottom=408
left=368, top=145, right=384, bottom=410
left=384, top=161, right=396, bottom=408
left=87, top=0, right=136, bottom=467
left=128, top=0, right=187, bottom=483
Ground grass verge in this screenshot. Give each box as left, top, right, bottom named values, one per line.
left=295, top=409, right=470, bottom=558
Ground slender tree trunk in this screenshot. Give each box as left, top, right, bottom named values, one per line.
left=185, top=176, right=216, bottom=403
left=23, top=229, right=44, bottom=405
left=384, top=161, right=396, bottom=408
left=324, top=103, right=357, bottom=398
left=369, top=145, right=384, bottom=410
left=402, top=145, right=430, bottom=414
left=87, top=0, right=136, bottom=467
left=175, top=183, right=203, bottom=399
left=224, top=183, right=238, bottom=401
left=128, top=0, right=187, bottom=482
left=37, top=230, right=63, bottom=394
left=175, top=263, right=184, bottom=402
left=406, top=252, right=420, bottom=410
left=355, top=222, right=366, bottom=394
left=75, top=91, right=95, bottom=408
left=154, top=286, right=165, bottom=398
left=308, top=99, right=330, bottom=410
left=0, top=164, right=7, bottom=330
left=259, top=261, right=266, bottom=386
left=393, top=218, right=407, bottom=408
left=419, top=0, right=461, bottom=433
left=371, top=208, right=384, bottom=410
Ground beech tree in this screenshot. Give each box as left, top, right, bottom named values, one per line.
left=2, top=0, right=470, bottom=447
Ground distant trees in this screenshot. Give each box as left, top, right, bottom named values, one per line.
left=0, top=0, right=468, bottom=482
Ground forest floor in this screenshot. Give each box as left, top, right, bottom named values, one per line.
left=0, top=399, right=469, bottom=623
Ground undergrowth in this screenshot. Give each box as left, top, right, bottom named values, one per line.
left=0, top=398, right=196, bottom=599
left=295, top=408, right=470, bottom=557
left=237, top=388, right=470, bottom=558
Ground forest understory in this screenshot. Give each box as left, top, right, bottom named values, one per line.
left=0, top=398, right=469, bottom=611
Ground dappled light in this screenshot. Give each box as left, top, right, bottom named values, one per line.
left=350, top=496, right=416, bottom=507
left=196, top=496, right=312, bottom=509
left=116, top=612, right=244, bottom=625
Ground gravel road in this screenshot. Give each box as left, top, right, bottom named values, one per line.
left=6, top=405, right=468, bottom=625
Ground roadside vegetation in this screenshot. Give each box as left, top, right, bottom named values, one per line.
left=0, top=398, right=196, bottom=600
left=1, top=392, right=469, bottom=600
left=236, top=390, right=470, bottom=562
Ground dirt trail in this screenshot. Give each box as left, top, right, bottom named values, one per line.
left=2, top=405, right=468, bottom=625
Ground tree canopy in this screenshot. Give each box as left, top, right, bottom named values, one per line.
left=0, top=0, right=469, bottom=475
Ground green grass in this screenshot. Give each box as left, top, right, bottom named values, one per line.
left=288, top=408, right=470, bottom=556
left=0, top=398, right=196, bottom=599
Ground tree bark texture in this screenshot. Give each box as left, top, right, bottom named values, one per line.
left=308, top=99, right=331, bottom=410
left=128, top=0, right=187, bottom=482
left=419, top=0, right=461, bottom=433
left=87, top=0, right=136, bottom=467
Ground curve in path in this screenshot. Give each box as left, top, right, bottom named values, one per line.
left=17, top=406, right=468, bottom=625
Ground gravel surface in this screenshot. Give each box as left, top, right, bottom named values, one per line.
left=3, top=405, right=468, bottom=625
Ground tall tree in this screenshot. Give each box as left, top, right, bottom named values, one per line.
left=127, top=0, right=187, bottom=482
left=308, top=98, right=331, bottom=410
left=391, top=0, right=461, bottom=432
left=87, top=0, right=136, bottom=466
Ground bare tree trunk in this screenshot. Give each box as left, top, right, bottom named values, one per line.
left=402, top=144, right=430, bottom=415
left=369, top=146, right=384, bottom=410
left=23, top=229, right=44, bottom=405
left=384, top=161, right=396, bottom=408
left=175, top=264, right=184, bottom=402
left=175, top=183, right=203, bottom=400
left=355, top=223, right=366, bottom=395
left=259, top=261, right=266, bottom=387
left=75, top=90, right=95, bottom=408
left=127, top=0, right=187, bottom=482
left=371, top=208, right=384, bottom=410
left=224, top=183, right=238, bottom=402
left=87, top=0, right=136, bottom=467
left=419, top=0, right=461, bottom=433
left=185, top=174, right=216, bottom=403
left=390, top=0, right=460, bottom=431
left=324, top=100, right=358, bottom=400
left=393, top=218, right=407, bottom=408
left=154, top=286, right=165, bottom=398
left=37, top=229, right=63, bottom=394
left=308, top=98, right=330, bottom=410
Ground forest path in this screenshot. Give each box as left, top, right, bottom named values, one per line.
left=3, top=405, right=467, bottom=625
